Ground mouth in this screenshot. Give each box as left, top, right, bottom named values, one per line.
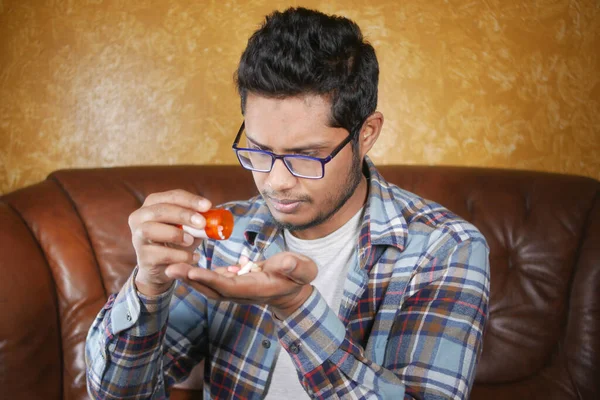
left=267, top=196, right=303, bottom=213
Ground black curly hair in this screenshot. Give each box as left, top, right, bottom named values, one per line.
left=235, top=7, right=379, bottom=139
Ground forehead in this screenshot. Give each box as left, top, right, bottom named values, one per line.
left=244, top=93, right=336, bottom=143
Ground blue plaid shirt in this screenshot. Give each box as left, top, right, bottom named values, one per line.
left=86, top=158, right=490, bottom=399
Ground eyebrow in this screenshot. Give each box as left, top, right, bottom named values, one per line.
left=245, top=134, right=331, bottom=153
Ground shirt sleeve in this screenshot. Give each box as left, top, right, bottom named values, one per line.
left=85, top=259, right=211, bottom=399
left=274, top=234, right=490, bottom=400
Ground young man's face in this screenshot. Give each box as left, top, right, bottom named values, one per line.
left=243, top=93, right=368, bottom=239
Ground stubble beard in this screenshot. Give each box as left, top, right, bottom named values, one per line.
left=266, top=145, right=364, bottom=233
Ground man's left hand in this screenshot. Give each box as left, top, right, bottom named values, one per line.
left=165, top=252, right=318, bottom=319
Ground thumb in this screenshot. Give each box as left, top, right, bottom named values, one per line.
left=264, top=252, right=317, bottom=285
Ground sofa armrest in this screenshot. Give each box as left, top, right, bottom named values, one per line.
left=0, top=202, right=62, bottom=398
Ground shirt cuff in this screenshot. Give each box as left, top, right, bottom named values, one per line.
left=275, top=288, right=347, bottom=375
left=110, top=266, right=175, bottom=336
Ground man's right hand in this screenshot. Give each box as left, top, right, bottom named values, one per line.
left=128, top=189, right=212, bottom=296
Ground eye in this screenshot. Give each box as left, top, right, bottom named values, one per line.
left=297, top=151, right=318, bottom=157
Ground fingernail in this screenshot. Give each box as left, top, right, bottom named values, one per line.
left=164, top=269, right=173, bottom=278
left=283, top=258, right=297, bottom=272
left=199, top=199, right=211, bottom=210
left=191, top=214, right=204, bottom=226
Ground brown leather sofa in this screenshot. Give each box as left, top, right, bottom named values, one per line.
left=1, top=165, right=598, bottom=399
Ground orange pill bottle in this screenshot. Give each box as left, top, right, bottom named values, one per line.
left=178, top=209, right=234, bottom=240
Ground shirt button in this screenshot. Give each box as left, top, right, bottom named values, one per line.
left=289, top=344, right=300, bottom=354
left=126, top=312, right=132, bottom=321
left=262, top=339, right=271, bottom=349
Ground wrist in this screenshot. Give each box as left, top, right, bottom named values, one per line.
left=271, top=285, right=313, bottom=320
left=134, top=269, right=173, bottom=297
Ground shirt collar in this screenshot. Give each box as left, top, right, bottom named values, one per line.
left=361, top=156, right=407, bottom=251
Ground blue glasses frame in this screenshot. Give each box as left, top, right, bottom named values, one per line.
left=231, top=122, right=353, bottom=179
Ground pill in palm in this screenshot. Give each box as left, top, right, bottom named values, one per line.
left=237, top=261, right=259, bottom=276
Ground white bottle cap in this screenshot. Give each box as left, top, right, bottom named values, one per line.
left=181, top=225, right=209, bottom=239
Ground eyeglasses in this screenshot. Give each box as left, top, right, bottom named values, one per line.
left=231, top=122, right=353, bottom=179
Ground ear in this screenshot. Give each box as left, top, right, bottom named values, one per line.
left=358, top=112, right=384, bottom=158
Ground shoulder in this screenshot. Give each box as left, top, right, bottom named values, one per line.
left=383, top=186, right=490, bottom=294
left=384, top=181, right=487, bottom=250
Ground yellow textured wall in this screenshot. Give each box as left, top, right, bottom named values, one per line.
left=1, top=0, right=599, bottom=194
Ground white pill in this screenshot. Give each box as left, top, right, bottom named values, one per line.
left=237, top=261, right=257, bottom=276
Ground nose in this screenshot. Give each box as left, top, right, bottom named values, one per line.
left=265, top=159, right=297, bottom=192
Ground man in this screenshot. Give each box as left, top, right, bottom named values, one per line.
left=86, top=7, right=490, bottom=399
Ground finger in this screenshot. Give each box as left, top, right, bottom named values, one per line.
left=166, top=265, right=239, bottom=288
left=134, top=221, right=195, bottom=247
left=137, top=203, right=207, bottom=229
left=184, top=276, right=266, bottom=304
left=143, top=189, right=212, bottom=212
left=187, top=267, right=258, bottom=298
left=182, top=277, right=224, bottom=300
left=165, top=264, right=225, bottom=300
left=262, top=252, right=317, bottom=285
left=139, top=244, right=200, bottom=267
left=226, top=265, right=241, bottom=275
left=213, top=266, right=239, bottom=278
left=164, top=263, right=194, bottom=280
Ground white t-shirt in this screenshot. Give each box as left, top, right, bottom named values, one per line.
left=264, top=207, right=364, bottom=399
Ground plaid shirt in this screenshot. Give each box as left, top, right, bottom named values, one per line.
left=86, top=158, right=490, bottom=399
